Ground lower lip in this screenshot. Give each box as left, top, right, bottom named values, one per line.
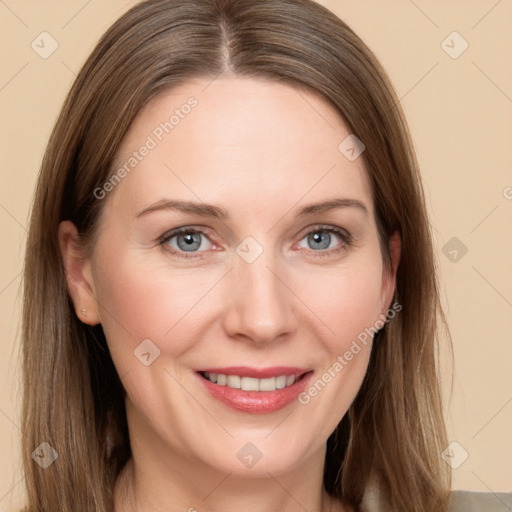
left=197, top=372, right=313, bottom=414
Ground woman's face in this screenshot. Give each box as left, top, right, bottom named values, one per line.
left=62, top=76, right=398, bottom=477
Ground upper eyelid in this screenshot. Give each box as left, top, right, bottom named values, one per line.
left=297, top=224, right=350, bottom=237
left=159, top=225, right=215, bottom=240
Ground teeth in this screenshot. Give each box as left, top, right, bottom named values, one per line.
left=227, top=375, right=241, bottom=389
left=276, top=376, right=287, bottom=389
left=241, top=376, right=259, bottom=391
left=203, top=372, right=300, bottom=391
left=258, top=377, right=276, bottom=391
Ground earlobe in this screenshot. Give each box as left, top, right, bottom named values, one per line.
left=58, top=220, right=101, bottom=325
left=381, top=231, right=401, bottom=314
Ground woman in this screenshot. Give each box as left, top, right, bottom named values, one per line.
left=20, top=0, right=511, bottom=511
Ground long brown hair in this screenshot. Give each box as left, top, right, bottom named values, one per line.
left=21, top=0, right=452, bottom=510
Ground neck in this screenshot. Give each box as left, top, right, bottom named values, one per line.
left=114, top=458, right=338, bottom=512
left=113, top=403, right=348, bottom=512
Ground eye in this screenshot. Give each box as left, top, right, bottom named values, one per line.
left=295, top=225, right=352, bottom=258
left=159, top=227, right=215, bottom=259
left=159, top=224, right=352, bottom=260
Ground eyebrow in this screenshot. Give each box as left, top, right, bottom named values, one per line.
left=135, top=197, right=368, bottom=219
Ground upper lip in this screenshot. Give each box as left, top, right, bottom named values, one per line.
left=197, top=366, right=311, bottom=379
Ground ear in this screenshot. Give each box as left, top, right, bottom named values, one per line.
left=58, top=220, right=101, bottom=325
left=380, top=231, right=401, bottom=314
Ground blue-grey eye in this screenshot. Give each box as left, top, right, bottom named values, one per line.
left=297, top=229, right=344, bottom=251
left=166, top=231, right=212, bottom=253
left=308, top=231, right=331, bottom=250
left=177, top=232, right=202, bottom=251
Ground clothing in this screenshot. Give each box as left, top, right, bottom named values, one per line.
left=448, top=490, right=512, bottom=511
left=360, top=480, right=512, bottom=511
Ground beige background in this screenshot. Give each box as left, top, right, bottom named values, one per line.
left=1, top=0, right=511, bottom=509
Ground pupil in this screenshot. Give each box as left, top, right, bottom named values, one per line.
left=178, top=232, right=201, bottom=251
left=310, top=231, right=330, bottom=250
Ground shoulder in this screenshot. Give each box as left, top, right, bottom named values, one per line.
left=448, top=489, right=512, bottom=512
left=360, top=482, right=512, bottom=512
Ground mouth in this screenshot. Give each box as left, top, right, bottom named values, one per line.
left=196, top=367, right=313, bottom=413
left=198, top=371, right=307, bottom=391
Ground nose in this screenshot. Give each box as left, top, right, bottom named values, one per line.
left=221, top=248, right=298, bottom=345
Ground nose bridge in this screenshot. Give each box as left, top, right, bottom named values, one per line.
left=222, top=241, right=297, bottom=343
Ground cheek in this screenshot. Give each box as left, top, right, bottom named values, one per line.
left=92, top=234, right=385, bottom=376
left=91, top=247, right=217, bottom=367
left=302, top=260, right=385, bottom=344
left=292, top=262, right=384, bottom=439
left=94, top=255, right=384, bottom=335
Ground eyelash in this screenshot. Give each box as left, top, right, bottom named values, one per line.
left=158, top=225, right=353, bottom=260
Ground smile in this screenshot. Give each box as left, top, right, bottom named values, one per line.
left=200, top=372, right=302, bottom=391
left=196, top=367, right=313, bottom=413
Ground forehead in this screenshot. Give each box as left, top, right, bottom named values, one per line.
left=107, top=76, right=374, bottom=220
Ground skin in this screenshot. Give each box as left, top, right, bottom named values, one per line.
left=59, top=76, right=400, bottom=512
